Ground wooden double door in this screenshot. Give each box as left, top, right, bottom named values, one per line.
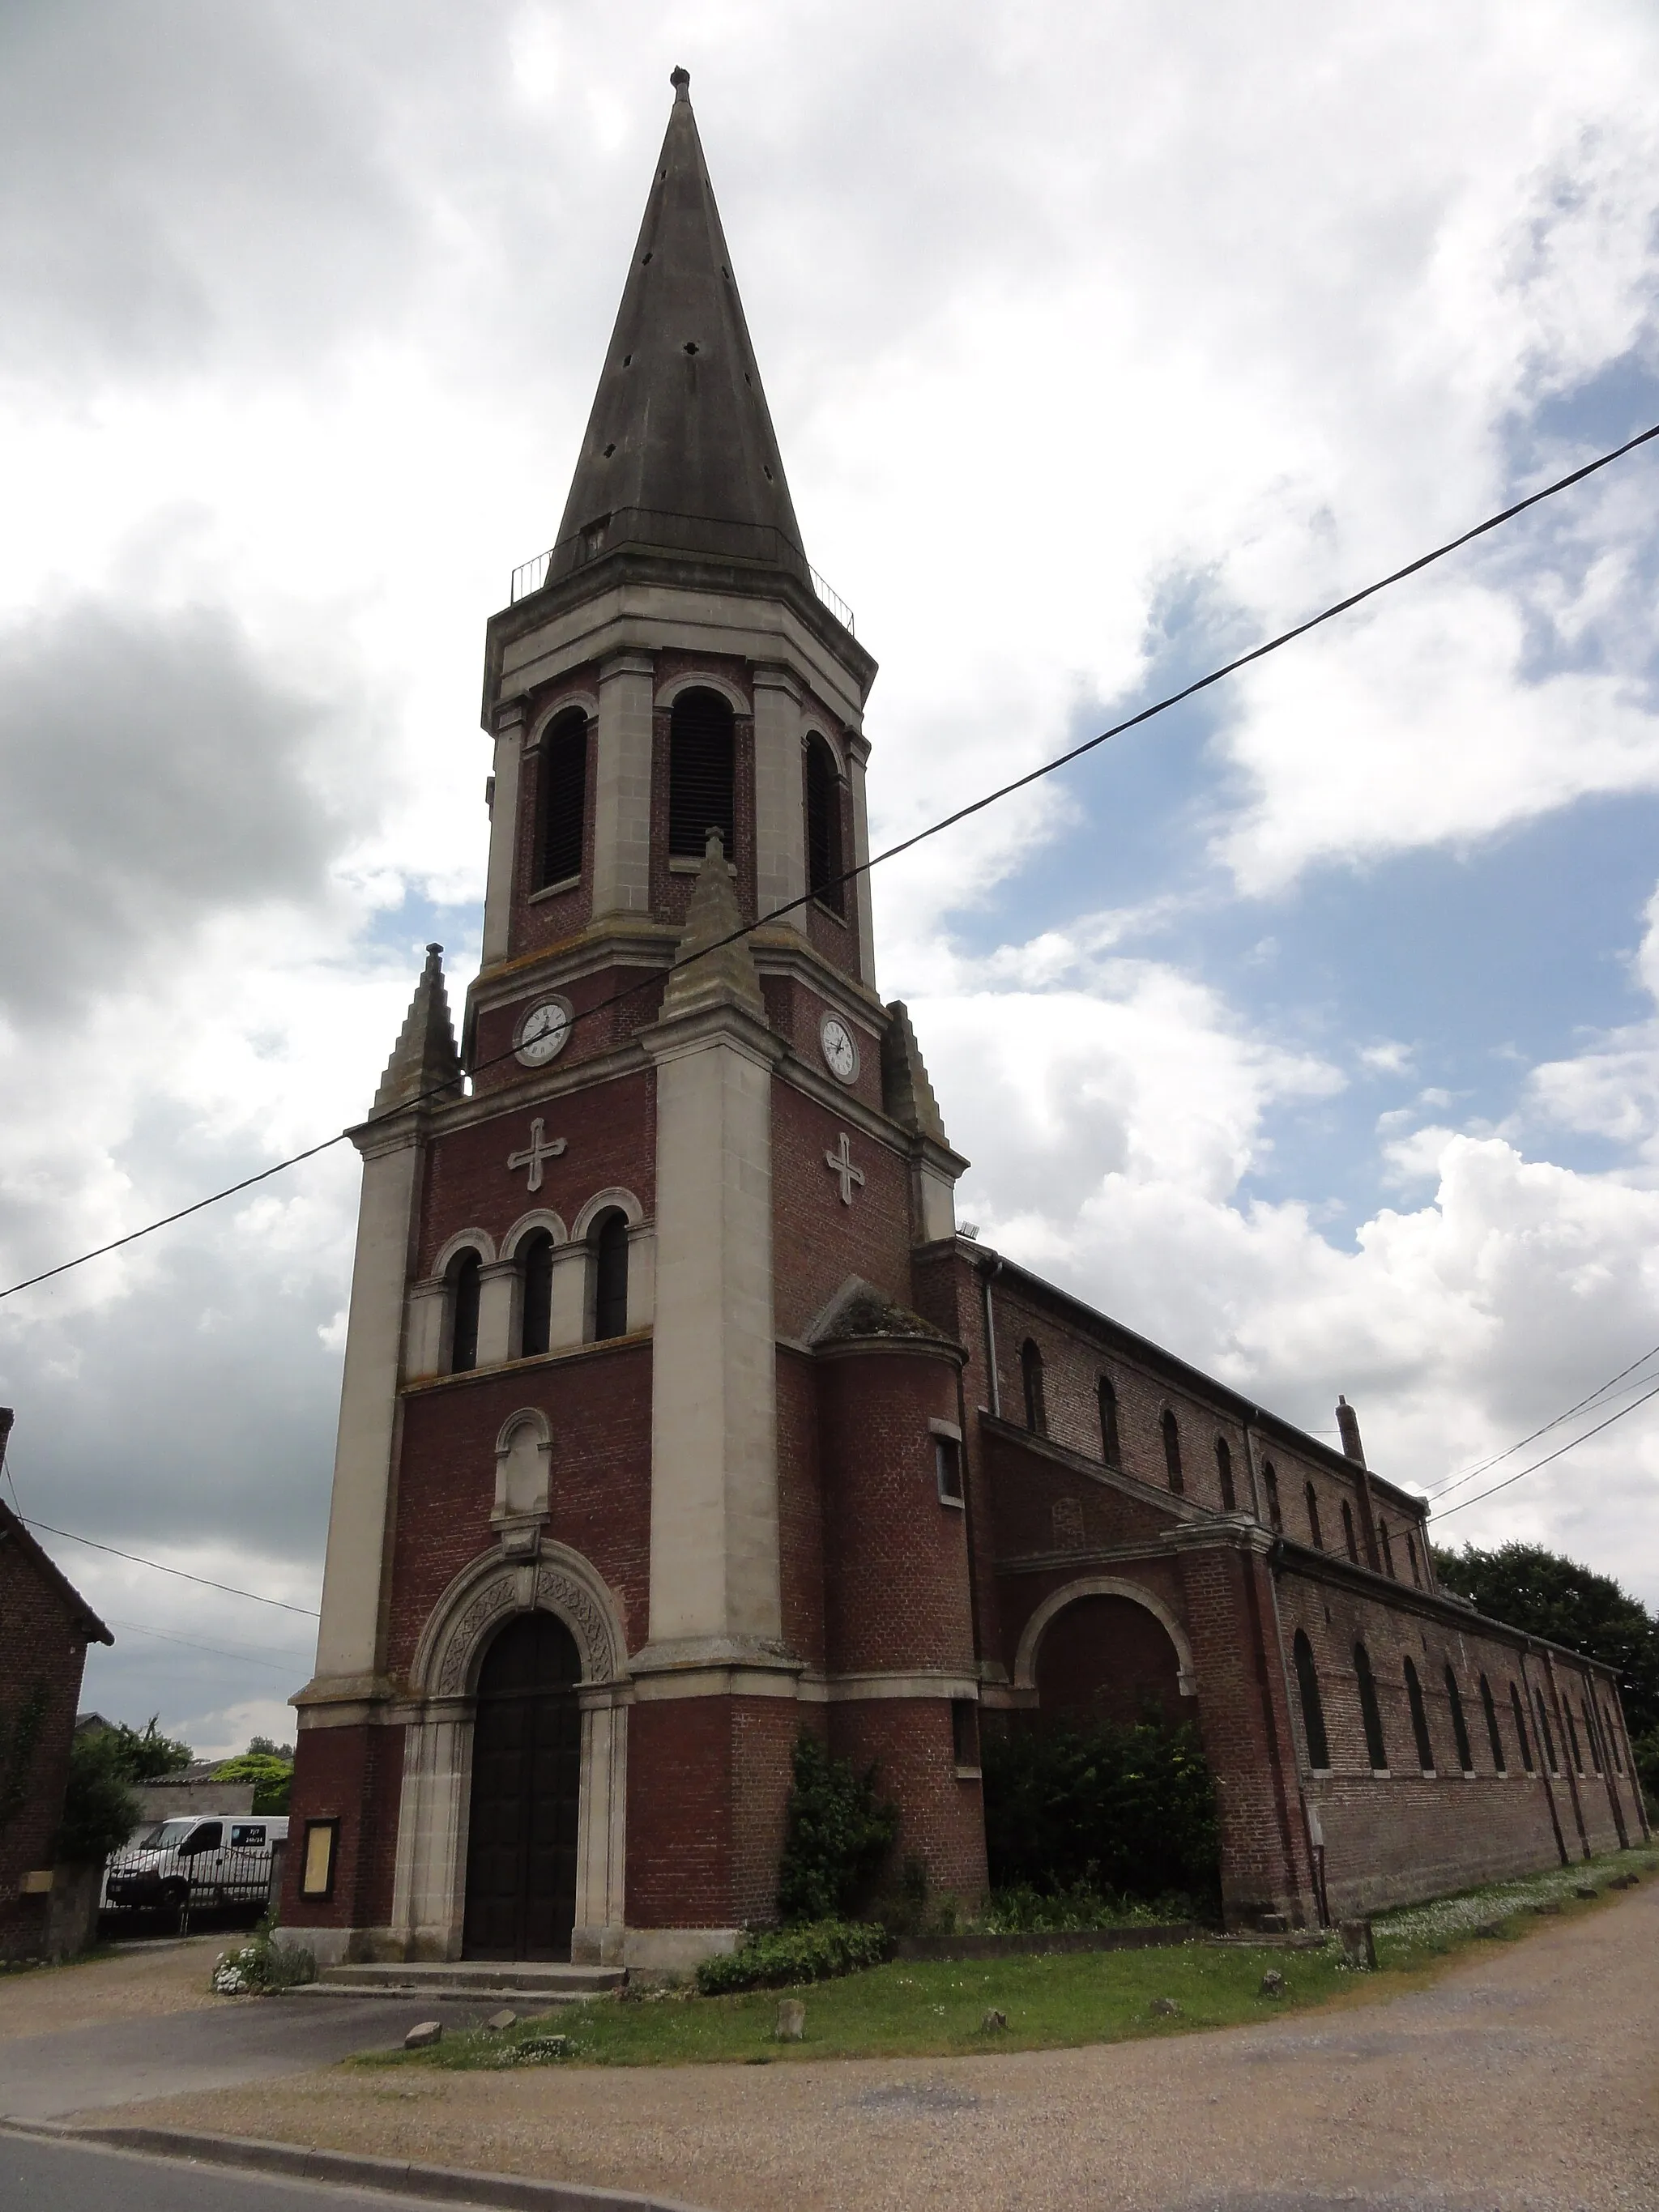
left=463, top=1612, right=582, bottom=1960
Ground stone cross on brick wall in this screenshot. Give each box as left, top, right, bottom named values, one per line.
left=824, top=1131, right=865, bottom=1205
left=507, top=1118, right=565, bottom=1193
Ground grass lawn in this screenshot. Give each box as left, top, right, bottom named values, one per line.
left=360, top=1843, right=1659, bottom=2073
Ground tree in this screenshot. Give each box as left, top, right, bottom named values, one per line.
left=776, top=1733, right=898, bottom=1923
left=55, top=1728, right=142, bottom=1864
left=212, top=1749, right=293, bottom=1815
left=1431, top=1542, right=1659, bottom=1735
left=81, top=1716, right=193, bottom=1783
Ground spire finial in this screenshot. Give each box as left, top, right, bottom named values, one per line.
left=670, top=64, right=690, bottom=100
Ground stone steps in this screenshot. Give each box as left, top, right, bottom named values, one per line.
left=315, top=1960, right=623, bottom=2001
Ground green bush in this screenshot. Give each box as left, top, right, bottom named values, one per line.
left=0, top=1684, right=49, bottom=1833
left=694, top=1919, right=889, bottom=1994
left=54, top=1727, right=142, bottom=1864
left=982, top=1717, right=1221, bottom=1910
left=212, top=1751, right=292, bottom=1814
left=776, top=1732, right=898, bottom=1923
left=979, top=1877, right=1203, bottom=1932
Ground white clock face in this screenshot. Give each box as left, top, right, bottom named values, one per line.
left=820, top=1014, right=859, bottom=1084
left=516, top=997, right=573, bottom=1068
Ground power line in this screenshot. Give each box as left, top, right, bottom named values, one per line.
left=19, top=1517, right=320, bottom=1617
left=1431, top=1377, right=1659, bottom=1523
left=1426, top=1340, right=1659, bottom=1504
left=102, top=1614, right=313, bottom=1673
left=3, top=417, right=1657, bottom=1310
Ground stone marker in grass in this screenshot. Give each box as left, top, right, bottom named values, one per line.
left=1150, top=1997, right=1179, bottom=2018
left=404, top=2021, right=442, bottom=2050
left=775, top=2000, right=806, bottom=2042
left=1260, top=1969, right=1285, bottom=1997
left=485, top=2009, right=517, bottom=2031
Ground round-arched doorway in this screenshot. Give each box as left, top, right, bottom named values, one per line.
left=1035, top=1593, right=1184, bottom=1730
left=463, top=1611, right=582, bottom=1960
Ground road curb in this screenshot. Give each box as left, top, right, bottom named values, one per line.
left=0, top=2118, right=712, bottom=2212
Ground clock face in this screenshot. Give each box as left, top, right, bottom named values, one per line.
left=515, top=997, right=573, bottom=1068
left=820, top=1014, right=859, bottom=1084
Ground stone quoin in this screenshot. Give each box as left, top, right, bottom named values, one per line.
left=282, top=71, right=1650, bottom=1966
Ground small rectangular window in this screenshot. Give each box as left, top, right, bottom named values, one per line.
left=934, top=1434, right=964, bottom=1504
left=951, top=1698, right=980, bottom=1771
left=299, top=1818, right=339, bottom=1901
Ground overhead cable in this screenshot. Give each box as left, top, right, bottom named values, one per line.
left=2, top=417, right=1657, bottom=1310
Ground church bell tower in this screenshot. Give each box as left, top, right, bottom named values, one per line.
left=285, top=69, right=981, bottom=1970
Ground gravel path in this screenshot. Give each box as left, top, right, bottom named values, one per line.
left=0, top=1938, right=224, bottom=2042
left=56, top=1886, right=1659, bottom=2211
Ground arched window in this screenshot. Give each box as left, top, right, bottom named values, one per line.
left=1407, top=1533, right=1422, bottom=1588
left=518, top=1230, right=555, bottom=1358
left=536, top=708, right=589, bottom=888
left=1304, top=1481, right=1323, bottom=1550
left=1293, top=1629, right=1330, bottom=1771
left=804, top=733, right=844, bottom=914
left=1354, top=1642, right=1387, bottom=1771
left=1445, top=1664, right=1473, bottom=1774
left=1565, top=1706, right=1584, bottom=1775
left=447, top=1249, right=481, bottom=1375
left=1341, top=1499, right=1358, bottom=1562
left=1480, top=1674, right=1506, bottom=1773
left=1379, top=1519, right=1396, bottom=1578
left=1533, top=1688, right=1558, bottom=1775
left=1098, top=1375, right=1121, bottom=1467
left=668, top=687, right=736, bottom=858
left=1021, top=1340, right=1047, bottom=1435
left=590, top=1209, right=630, bottom=1342
left=1582, top=1701, right=1601, bottom=1775
left=1604, top=1699, right=1625, bottom=1774
left=1215, top=1434, right=1236, bottom=1510
left=1262, top=1460, right=1282, bottom=1531
left=1161, top=1409, right=1183, bottom=1493
left=1404, top=1658, right=1434, bottom=1773
left=1510, top=1681, right=1534, bottom=1772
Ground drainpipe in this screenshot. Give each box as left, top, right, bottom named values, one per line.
left=979, top=1258, right=1003, bottom=1421
left=1589, top=1669, right=1630, bottom=1851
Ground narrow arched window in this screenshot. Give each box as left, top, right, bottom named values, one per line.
left=804, top=733, right=844, bottom=913
left=1565, top=1707, right=1584, bottom=1775
left=447, top=1250, right=481, bottom=1375
left=1021, top=1340, right=1047, bottom=1435
left=1341, top=1499, right=1358, bottom=1562
left=536, top=708, right=589, bottom=888
left=1215, top=1435, right=1236, bottom=1510
left=1380, top=1520, right=1396, bottom=1578
left=1510, top=1681, right=1534, bottom=1772
left=591, top=1210, right=630, bottom=1341
left=518, top=1230, right=554, bottom=1358
left=1304, top=1481, right=1323, bottom=1550
left=1262, top=1460, right=1282, bottom=1531
left=1405, top=1658, right=1434, bottom=1773
left=1162, top=1409, right=1183, bottom=1493
left=1098, top=1375, right=1120, bottom=1466
left=1533, top=1688, right=1558, bottom=1774
left=668, top=687, right=736, bottom=858
left=1480, top=1674, right=1506, bottom=1773
left=1355, top=1642, right=1387, bottom=1771
left=1582, top=1701, right=1601, bottom=1775
left=1294, top=1630, right=1330, bottom=1771
left=1407, top=1533, right=1422, bottom=1587
left=1604, top=1699, right=1625, bottom=1774
left=1445, top=1664, right=1473, bottom=1774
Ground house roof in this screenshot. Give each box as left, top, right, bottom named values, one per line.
left=0, top=1499, right=114, bottom=1645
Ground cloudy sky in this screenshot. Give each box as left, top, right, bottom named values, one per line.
left=5, top=1, right=1659, bottom=1754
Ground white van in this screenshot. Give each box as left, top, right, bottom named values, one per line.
left=104, top=1813, right=289, bottom=1919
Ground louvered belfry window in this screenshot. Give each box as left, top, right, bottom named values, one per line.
left=538, top=709, right=588, bottom=888
left=668, top=687, right=736, bottom=857
left=805, top=733, right=844, bottom=911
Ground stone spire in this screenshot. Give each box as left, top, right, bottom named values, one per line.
left=548, top=66, right=807, bottom=586
left=372, top=944, right=463, bottom=1115
left=659, top=830, right=766, bottom=1021
left=881, top=1000, right=949, bottom=1144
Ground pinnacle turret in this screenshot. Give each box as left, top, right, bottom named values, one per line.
left=547, top=67, right=807, bottom=589
left=659, top=830, right=766, bottom=1021
left=372, top=944, right=463, bottom=1115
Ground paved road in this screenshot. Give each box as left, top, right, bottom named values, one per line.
left=0, top=1994, right=499, bottom=2120
left=2, top=2129, right=475, bottom=2212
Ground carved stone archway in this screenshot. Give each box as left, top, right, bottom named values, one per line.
left=1013, top=1575, right=1197, bottom=1700
left=390, top=1545, right=630, bottom=1963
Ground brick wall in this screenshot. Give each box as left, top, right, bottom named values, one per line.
left=282, top=1720, right=403, bottom=1937
left=0, top=1518, right=96, bottom=1962
left=770, top=1080, right=913, bottom=1338
left=830, top=1696, right=987, bottom=1907
left=626, top=1693, right=797, bottom=1928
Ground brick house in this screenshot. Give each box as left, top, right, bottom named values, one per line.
left=0, top=1414, right=114, bottom=1961
left=283, top=72, right=1648, bottom=1967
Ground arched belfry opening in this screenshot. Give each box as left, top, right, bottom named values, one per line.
left=667, top=687, right=736, bottom=858
left=463, top=1611, right=582, bottom=1960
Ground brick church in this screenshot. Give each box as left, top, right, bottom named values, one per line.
left=284, top=72, right=1648, bottom=1968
